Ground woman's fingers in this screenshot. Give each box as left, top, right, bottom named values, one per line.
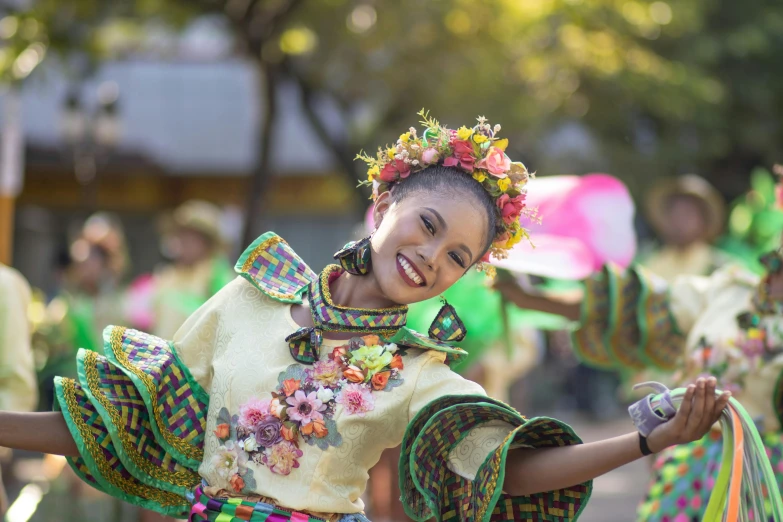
left=684, top=378, right=707, bottom=435
left=672, top=384, right=696, bottom=432
left=697, top=378, right=717, bottom=433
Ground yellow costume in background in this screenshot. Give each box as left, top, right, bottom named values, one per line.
left=0, top=264, right=37, bottom=412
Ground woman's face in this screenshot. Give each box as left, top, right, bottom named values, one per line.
left=370, top=190, right=489, bottom=305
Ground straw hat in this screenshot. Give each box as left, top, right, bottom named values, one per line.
left=165, top=200, right=224, bottom=245
left=645, top=174, right=726, bottom=241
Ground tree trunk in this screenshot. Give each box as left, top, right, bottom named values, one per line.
left=241, top=60, right=278, bottom=247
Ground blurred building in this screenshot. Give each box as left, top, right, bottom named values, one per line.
left=2, top=48, right=360, bottom=292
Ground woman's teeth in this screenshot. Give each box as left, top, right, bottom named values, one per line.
left=398, top=256, right=423, bottom=285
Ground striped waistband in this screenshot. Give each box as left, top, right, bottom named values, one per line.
left=188, top=486, right=370, bottom=522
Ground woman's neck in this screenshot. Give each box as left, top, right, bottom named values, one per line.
left=329, top=269, right=399, bottom=310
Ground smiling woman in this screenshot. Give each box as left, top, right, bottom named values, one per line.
left=0, top=111, right=729, bottom=522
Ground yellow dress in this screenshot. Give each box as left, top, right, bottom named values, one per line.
left=53, top=233, right=591, bottom=521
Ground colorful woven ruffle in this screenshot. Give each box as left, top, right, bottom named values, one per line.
left=54, top=326, right=210, bottom=517
left=235, top=232, right=316, bottom=304
left=399, top=395, right=592, bottom=522
left=637, top=429, right=783, bottom=520
left=572, top=263, right=686, bottom=372
left=189, top=485, right=371, bottom=522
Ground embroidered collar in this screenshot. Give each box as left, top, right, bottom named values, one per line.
left=285, top=265, right=408, bottom=364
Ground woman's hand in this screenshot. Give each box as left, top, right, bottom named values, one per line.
left=646, top=377, right=731, bottom=453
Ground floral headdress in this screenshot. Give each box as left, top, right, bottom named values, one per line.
left=356, top=110, right=535, bottom=272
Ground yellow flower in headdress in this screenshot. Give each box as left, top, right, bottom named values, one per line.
left=399, top=132, right=411, bottom=143
left=497, top=177, right=511, bottom=192
left=387, top=147, right=396, bottom=159
left=473, top=171, right=487, bottom=183
left=457, top=126, right=473, bottom=141
left=367, top=165, right=380, bottom=181
left=473, top=134, right=488, bottom=144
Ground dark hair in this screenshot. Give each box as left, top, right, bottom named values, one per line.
left=389, top=165, right=501, bottom=257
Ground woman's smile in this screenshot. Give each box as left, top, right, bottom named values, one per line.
left=396, top=254, right=426, bottom=287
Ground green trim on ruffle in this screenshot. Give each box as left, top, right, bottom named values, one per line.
left=53, top=376, right=191, bottom=517
left=101, top=326, right=207, bottom=470
left=74, top=348, right=200, bottom=497
left=570, top=266, right=613, bottom=369
left=400, top=394, right=591, bottom=522
left=634, top=265, right=685, bottom=371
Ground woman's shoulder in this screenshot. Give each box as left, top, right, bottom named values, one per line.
left=234, top=232, right=316, bottom=305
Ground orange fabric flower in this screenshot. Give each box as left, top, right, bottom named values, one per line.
left=213, top=423, right=230, bottom=439
left=312, top=419, right=328, bottom=438
left=281, top=424, right=297, bottom=442
left=371, top=371, right=391, bottom=391
left=343, top=366, right=366, bottom=383
left=361, top=335, right=381, bottom=346
left=390, top=354, right=404, bottom=370
left=229, top=473, right=245, bottom=493
left=300, top=422, right=314, bottom=436
left=282, top=379, right=301, bottom=397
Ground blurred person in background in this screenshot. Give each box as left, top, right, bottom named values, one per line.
left=35, top=213, right=129, bottom=407
left=129, top=200, right=233, bottom=340
left=0, top=264, right=37, bottom=516
left=492, top=168, right=783, bottom=520
left=640, top=174, right=728, bottom=282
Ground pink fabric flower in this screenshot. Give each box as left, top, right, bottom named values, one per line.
left=337, top=383, right=375, bottom=416
left=379, top=163, right=397, bottom=183
left=447, top=139, right=475, bottom=172
left=395, top=159, right=411, bottom=179
left=421, top=148, right=439, bottom=165
left=238, top=397, right=272, bottom=430
left=496, top=194, right=527, bottom=225
left=311, top=359, right=342, bottom=387
left=262, top=441, right=303, bottom=476
left=477, top=147, right=511, bottom=177
left=286, top=390, right=326, bottom=425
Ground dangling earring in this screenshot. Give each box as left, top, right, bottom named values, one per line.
left=334, top=236, right=372, bottom=275
left=428, top=297, right=467, bottom=342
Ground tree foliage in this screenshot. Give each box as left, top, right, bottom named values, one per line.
left=2, top=0, right=782, bottom=198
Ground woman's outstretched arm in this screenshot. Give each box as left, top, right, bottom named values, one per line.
left=503, top=377, right=729, bottom=495
left=0, top=411, right=78, bottom=457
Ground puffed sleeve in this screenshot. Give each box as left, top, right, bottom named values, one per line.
left=51, top=277, right=240, bottom=517
left=571, top=263, right=687, bottom=372
left=400, top=352, right=591, bottom=522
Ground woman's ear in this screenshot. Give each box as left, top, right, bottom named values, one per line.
left=372, top=191, right=393, bottom=230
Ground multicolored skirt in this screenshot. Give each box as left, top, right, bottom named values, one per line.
left=188, top=485, right=371, bottom=522
left=637, top=429, right=783, bottom=521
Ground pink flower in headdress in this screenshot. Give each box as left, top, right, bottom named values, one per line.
left=421, top=148, right=440, bottom=165
left=478, top=147, right=511, bottom=177
left=444, top=140, right=475, bottom=172
left=380, top=163, right=398, bottom=183
left=395, top=159, right=411, bottom=179
left=497, top=194, right=527, bottom=225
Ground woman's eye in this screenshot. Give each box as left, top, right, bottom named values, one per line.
left=421, top=216, right=435, bottom=235
left=450, top=252, right=465, bottom=268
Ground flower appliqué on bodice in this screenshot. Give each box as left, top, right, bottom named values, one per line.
left=211, top=334, right=406, bottom=493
